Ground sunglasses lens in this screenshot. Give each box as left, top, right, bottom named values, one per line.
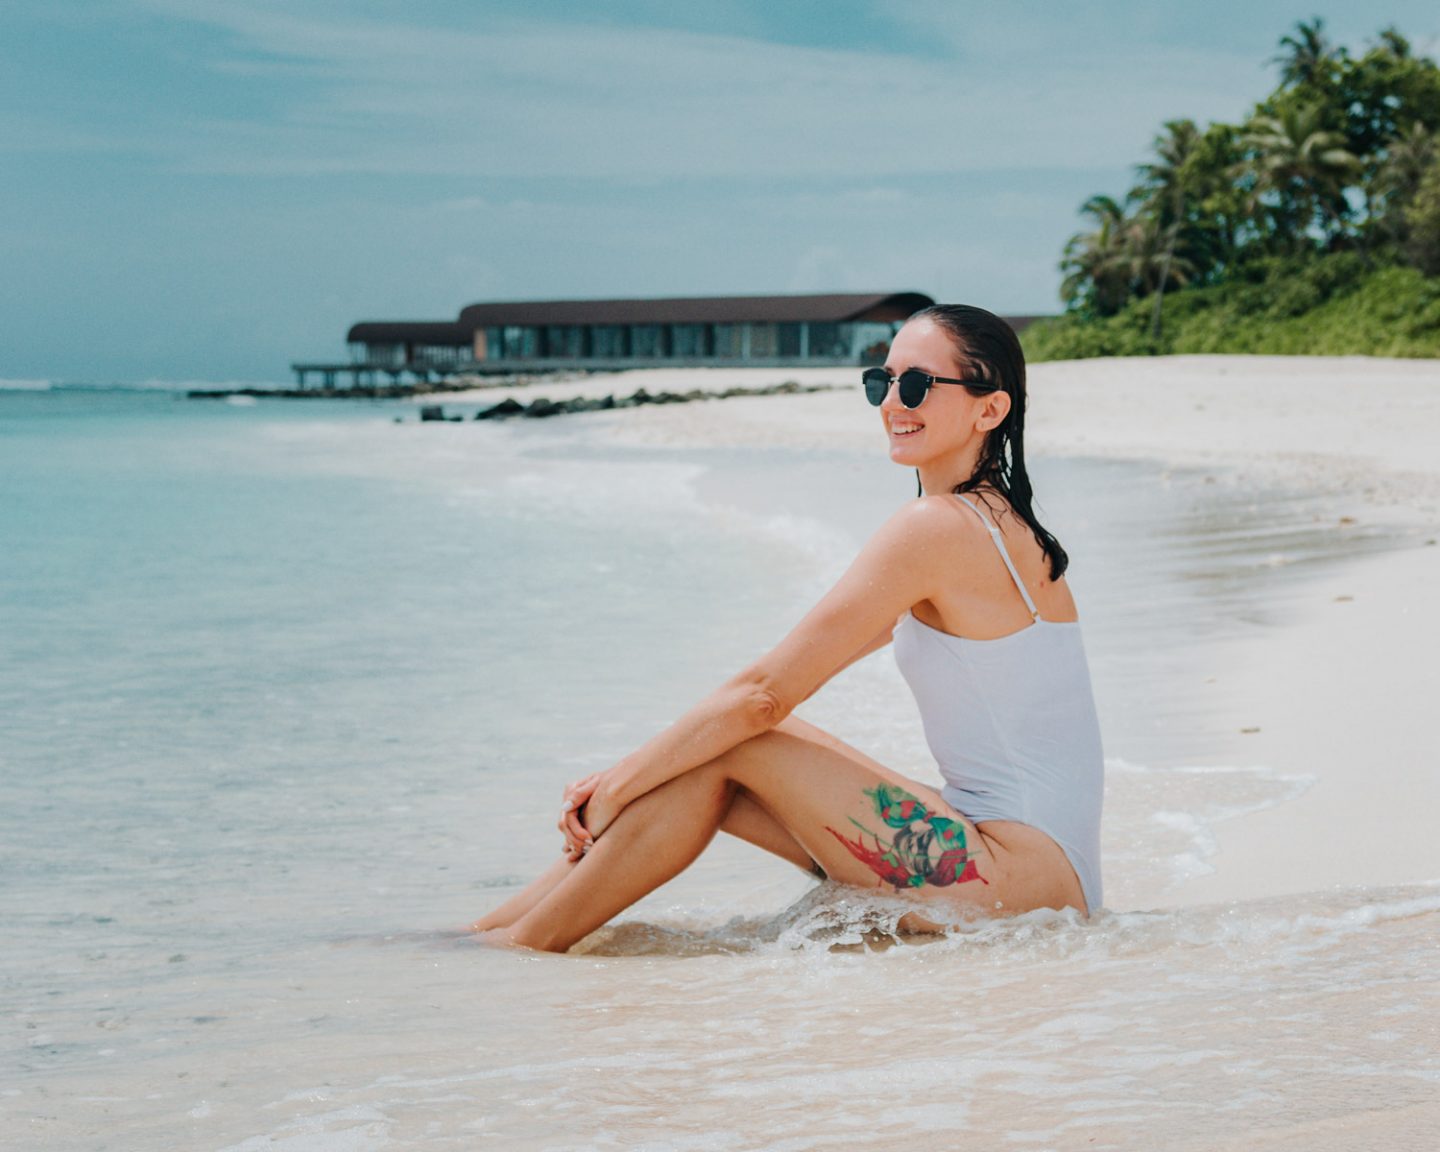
left=897, top=370, right=930, bottom=408
left=862, top=369, right=890, bottom=406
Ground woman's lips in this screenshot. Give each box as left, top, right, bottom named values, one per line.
left=889, top=421, right=923, bottom=438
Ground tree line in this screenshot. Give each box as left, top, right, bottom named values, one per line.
left=1059, top=18, right=1440, bottom=340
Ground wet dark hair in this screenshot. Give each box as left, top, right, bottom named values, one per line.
left=910, top=304, right=1069, bottom=581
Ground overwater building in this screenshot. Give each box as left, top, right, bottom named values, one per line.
left=295, top=292, right=1044, bottom=387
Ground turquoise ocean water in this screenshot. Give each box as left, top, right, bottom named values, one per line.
left=4, top=386, right=1437, bottom=1149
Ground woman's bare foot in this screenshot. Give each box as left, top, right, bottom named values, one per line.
left=468, top=925, right=531, bottom=950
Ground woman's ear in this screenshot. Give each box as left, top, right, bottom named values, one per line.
left=977, top=389, right=1011, bottom=432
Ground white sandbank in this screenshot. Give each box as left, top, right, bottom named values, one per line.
left=460, top=356, right=1440, bottom=907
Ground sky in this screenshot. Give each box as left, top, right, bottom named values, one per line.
left=3, top=1, right=1439, bottom=383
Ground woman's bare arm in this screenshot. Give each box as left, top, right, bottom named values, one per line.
left=581, top=498, right=954, bottom=834
left=809, top=616, right=899, bottom=694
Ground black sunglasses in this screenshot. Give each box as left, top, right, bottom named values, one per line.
left=862, top=367, right=1000, bottom=408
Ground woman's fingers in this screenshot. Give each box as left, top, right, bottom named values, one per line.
left=556, top=771, right=607, bottom=857
left=557, top=794, right=595, bottom=858
left=564, top=804, right=593, bottom=848
left=559, top=775, right=601, bottom=846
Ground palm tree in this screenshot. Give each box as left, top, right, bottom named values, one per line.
left=1126, top=217, right=1195, bottom=303
left=1374, top=26, right=1411, bottom=61
left=1060, top=195, right=1136, bottom=317
left=1133, top=119, right=1201, bottom=338
left=1239, top=103, right=1362, bottom=248
left=1372, top=120, right=1436, bottom=248
left=1375, top=120, right=1435, bottom=205
left=1271, top=17, right=1340, bottom=88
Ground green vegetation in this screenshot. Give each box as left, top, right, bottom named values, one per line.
left=1026, top=19, right=1440, bottom=361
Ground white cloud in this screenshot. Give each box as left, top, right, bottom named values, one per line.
left=123, top=0, right=1269, bottom=180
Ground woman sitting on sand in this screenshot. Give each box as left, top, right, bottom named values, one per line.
left=474, top=305, right=1104, bottom=951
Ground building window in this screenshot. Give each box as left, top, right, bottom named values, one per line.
left=544, top=325, right=586, bottom=358
left=671, top=324, right=709, bottom=358
left=414, top=344, right=464, bottom=366
left=747, top=323, right=778, bottom=358
left=712, top=324, right=740, bottom=358
left=591, top=326, right=628, bottom=358
left=630, top=325, right=667, bottom=358
left=806, top=323, right=849, bottom=359
left=854, top=322, right=897, bottom=365
left=777, top=324, right=802, bottom=357
left=502, top=326, right=539, bottom=358
left=364, top=343, right=405, bottom=366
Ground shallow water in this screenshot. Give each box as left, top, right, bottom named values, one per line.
left=3, top=388, right=1436, bottom=1150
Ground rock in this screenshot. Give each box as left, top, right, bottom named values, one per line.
left=475, top=397, right=524, bottom=420
left=449, top=379, right=843, bottom=424
left=419, top=405, right=447, bottom=421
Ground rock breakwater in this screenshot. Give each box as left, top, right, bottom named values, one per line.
left=468, top=380, right=842, bottom=422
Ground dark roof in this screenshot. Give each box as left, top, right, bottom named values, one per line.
left=346, top=303, right=1048, bottom=346
left=456, top=292, right=935, bottom=328
left=346, top=321, right=472, bottom=345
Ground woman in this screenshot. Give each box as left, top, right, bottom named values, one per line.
left=474, top=305, right=1104, bottom=952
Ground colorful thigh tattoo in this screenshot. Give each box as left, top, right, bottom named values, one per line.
left=826, top=783, right=987, bottom=890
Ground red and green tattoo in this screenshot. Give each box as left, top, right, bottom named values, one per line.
left=826, top=783, right=987, bottom=890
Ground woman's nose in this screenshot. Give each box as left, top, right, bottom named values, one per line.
left=877, top=377, right=904, bottom=413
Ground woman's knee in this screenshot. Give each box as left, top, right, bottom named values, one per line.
left=707, top=727, right=792, bottom=786
left=630, top=758, right=736, bottom=816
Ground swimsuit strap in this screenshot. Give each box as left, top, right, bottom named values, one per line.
left=953, top=494, right=1042, bottom=621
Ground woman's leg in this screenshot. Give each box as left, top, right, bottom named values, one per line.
left=471, top=791, right=817, bottom=933
left=499, top=715, right=1041, bottom=953
left=471, top=855, right=577, bottom=932
left=494, top=755, right=739, bottom=951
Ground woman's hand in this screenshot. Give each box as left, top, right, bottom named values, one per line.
left=578, top=777, right=623, bottom=843
left=558, top=772, right=601, bottom=860
left=557, top=770, right=628, bottom=860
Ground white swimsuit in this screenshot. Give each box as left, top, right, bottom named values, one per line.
left=891, top=494, right=1105, bottom=913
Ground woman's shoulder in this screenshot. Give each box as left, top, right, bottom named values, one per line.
left=890, top=487, right=1012, bottom=538
left=905, top=486, right=1057, bottom=576
left=870, top=491, right=1005, bottom=575
left=875, top=493, right=990, bottom=548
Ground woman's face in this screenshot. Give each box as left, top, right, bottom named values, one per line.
left=878, top=317, right=1001, bottom=471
